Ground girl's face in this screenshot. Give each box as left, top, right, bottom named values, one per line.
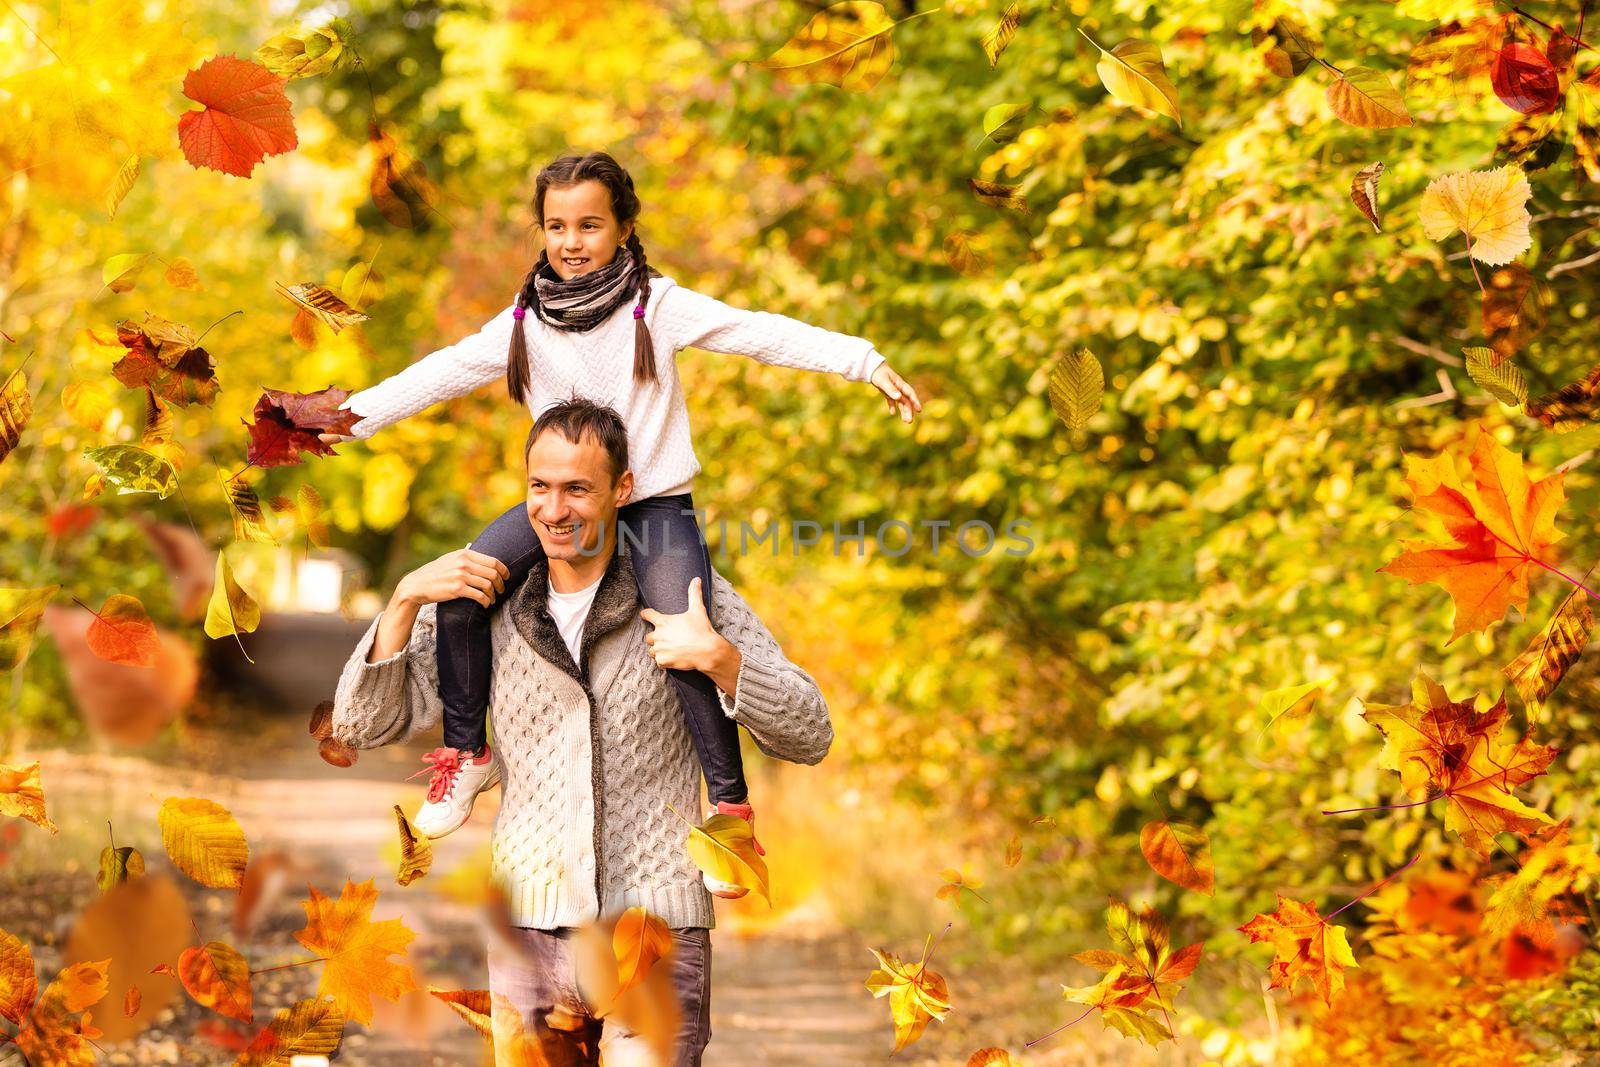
left=541, top=180, right=635, bottom=281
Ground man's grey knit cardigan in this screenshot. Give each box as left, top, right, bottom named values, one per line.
left=330, top=542, right=834, bottom=931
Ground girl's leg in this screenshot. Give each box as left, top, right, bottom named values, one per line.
left=436, top=501, right=544, bottom=754
left=620, top=493, right=749, bottom=806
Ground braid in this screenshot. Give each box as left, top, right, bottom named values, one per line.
left=625, top=231, right=658, bottom=385
left=505, top=253, right=548, bottom=406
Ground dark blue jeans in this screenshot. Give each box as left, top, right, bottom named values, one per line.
left=435, top=493, right=748, bottom=805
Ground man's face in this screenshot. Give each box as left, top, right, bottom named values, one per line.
left=525, top=429, right=633, bottom=561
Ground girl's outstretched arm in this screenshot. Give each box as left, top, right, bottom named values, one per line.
left=337, top=302, right=520, bottom=440
left=653, top=280, right=888, bottom=385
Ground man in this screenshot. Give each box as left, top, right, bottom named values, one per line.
left=329, top=397, right=834, bottom=1066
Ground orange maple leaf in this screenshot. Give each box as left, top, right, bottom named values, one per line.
left=1238, top=895, right=1357, bottom=1006
left=177, top=55, right=298, bottom=178
left=1061, top=899, right=1203, bottom=1045
left=292, top=879, right=416, bottom=1026
left=1359, top=672, right=1555, bottom=857
left=1378, top=423, right=1569, bottom=643
left=0, top=929, right=110, bottom=1067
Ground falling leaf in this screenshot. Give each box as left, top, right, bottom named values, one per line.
left=1004, top=833, right=1022, bottom=869
left=427, top=986, right=493, bottom=1038
left=978, top=102, right=1032, bottom=147
left=82, top=593, right=159, bottom=667
left=1139, top=820, right=1215, bottom=895
left=178, top=940, right=254, bottom=1023
left=293, top=879, right=417, bottom=1026
left=1406, top=13, right=1509, bottom=104
left=158, top=796, right=250, bottom=889
left=1257, top=678, right=1331, bottom=741
left=178, top=55, right=298, bottom=178
left=1327, top=66, right=1414, bottom=128
left=1463, top=345, right=1527, bottom=406
left=1481, top=262, right=1545, bottom=359
left=124, top=984, right=141, bottom=1016
left=164, top=258, right=201, bottom=290
left=1350, top=161, right=1384, bottom=231
left=681, top=809, right=771, bottom=904
left=1062, top=899, right=1202, bottom=1045
left=61, top=872, right=195, bottom=1045
left=110, top=315, right=219, bottom=408
left=1377, top=426, right=1567, bottom=642
left=864, top=932, right=952, bottom=1053
left=0, top=365, right=32, bottom=467
left=106, top=155, right=141, bottom=219
left=1419, top=165, right=1533, bottom=265
left=255, top=18, right=355, bottom=79
left=968, top=1050, right=1019, bottom=1066
left=102, top=252, right=154, bottom=294
left=1359, top=671, right=1556, bottom=856
left=219, top=472, right=277, bottom=545
left=204, top=549, right=262, bottom=642
left=935, top=866, right=988, bottom=904
left=1048, top=348, right=1103, bottom=431
left=97, top=844, right=145, bottom=892
left=1253, top=14, right=1322, bottom=78
left=368, top=122, right=442, bottom=229
left=1238, top=895, right=1356, bottom=1006
left=393, top=806, right=432, bottom=887
left=235, top=994, right=344, bottom=1066
left=1525, top=360, right=1600, bottom=432
left=1080, top=30, right=1183, bottom=126
left=0, top=762, right=59, bottom=834
left=968, top=177, right=1028, bottom=212
left=9, top=954, right=110, bottom=1066
left=0, top=587, right=59, bottom=671
left=1481, top=820, right=1600, bottom=941
left=758, top=1, right=898, bottom=93
left=943, top=230, right=993, bottom=276
left=245, top=386, right=362, bottom=468
left=980, top=2, right=1021, bottom=68
left=1503, top=592, right=1593, bottom=716
left=271, top=483, right=331, bottom=550
left=61, top=381, right=115, bottom=433
left=83, top=444, right=177, bottom=499
left=1491, top=42, right=1560, bottom=114
left=609, top=907, right=673, bottom=1009
left=273, top=282, right=371, bottom=334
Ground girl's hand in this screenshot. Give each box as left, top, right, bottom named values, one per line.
left=870, top=363, right=923, bottom=424
left=318, top=432, right=356, bottom=445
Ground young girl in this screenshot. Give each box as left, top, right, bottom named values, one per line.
left=328, top=151, right=921, bottom=898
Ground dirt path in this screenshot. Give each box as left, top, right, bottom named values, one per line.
left=8, top=709, right=1158, bottom=1066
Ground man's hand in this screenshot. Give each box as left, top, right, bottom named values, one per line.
left=640, top=578, right=742, bottom=695
left=870, top=362, right=923, bottom=424
left=395, top=547, right=510, bottom=609
left=369, top=547, right=511, bottom=663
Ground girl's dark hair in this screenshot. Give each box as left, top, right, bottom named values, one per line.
left=507, top=151, right=662, bottom=405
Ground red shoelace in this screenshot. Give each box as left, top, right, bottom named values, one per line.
left=409, top=747, right=471, bottom=803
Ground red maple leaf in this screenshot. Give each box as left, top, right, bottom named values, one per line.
left=178, top=56, right=298, bottom=178
left=245, top=387, right=362, bottom=468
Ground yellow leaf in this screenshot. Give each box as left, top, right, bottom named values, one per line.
left=0, top=365, right=32, bottom=467
left=681, top=810, right=771, bottom=905
left=61, top=381, right=115, bottom=433
left=1048, top=348, right=1103, bottom=431
left=864, top=935, right=952, bottom=1054
left=1080, top=30, right=1183, bottom=126
left=204, top=549, right=261, bottom=641
left=235, top=994, right=345, bottom=1066
left=758, top=1, right=899, bottom=93
left=158, top=796, right=249, bottom=889
left=392, top=806, right=432, bottom=887
left=0, top=761, right=59, bottom=834
left=292, top=879, right=417, bottom=1026
left=177, top=940, right=253, bottom=1023
left=0, top=586, right=59, bottom=672
left=1326, top=66, right=1413, bottom=128
left=164, top=257, right=200, bottom=290
left=219, top=472, right=277, bottom=545
left=105, top=155, right=141, bottom=219
left=1420, top=165, right=1533, bottom=265
left=102, top=252, right=153, bottom=293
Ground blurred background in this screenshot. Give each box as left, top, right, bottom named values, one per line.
left=3, top=0, right=1600, bottom=1063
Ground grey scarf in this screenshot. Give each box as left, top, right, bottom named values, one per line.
left=530, top=246, right=639, bottom=332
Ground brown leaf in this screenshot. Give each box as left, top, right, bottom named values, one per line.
left=1350, top=161, right=1384, bottom=231
left=110, top=315, right=218, bottom=408
left=1139, top=820, right=1215, bottom=895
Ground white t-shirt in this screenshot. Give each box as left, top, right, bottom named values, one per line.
left=547, top=574, right=602, bottom=668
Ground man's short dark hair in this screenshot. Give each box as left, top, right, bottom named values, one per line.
left=525, top=397, right=629, bottom=483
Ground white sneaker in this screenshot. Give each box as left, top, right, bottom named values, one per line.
left=409, top=744, right=500, bottom=839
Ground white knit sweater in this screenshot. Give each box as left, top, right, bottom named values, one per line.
left=341, top=274, right=887, bottom=502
